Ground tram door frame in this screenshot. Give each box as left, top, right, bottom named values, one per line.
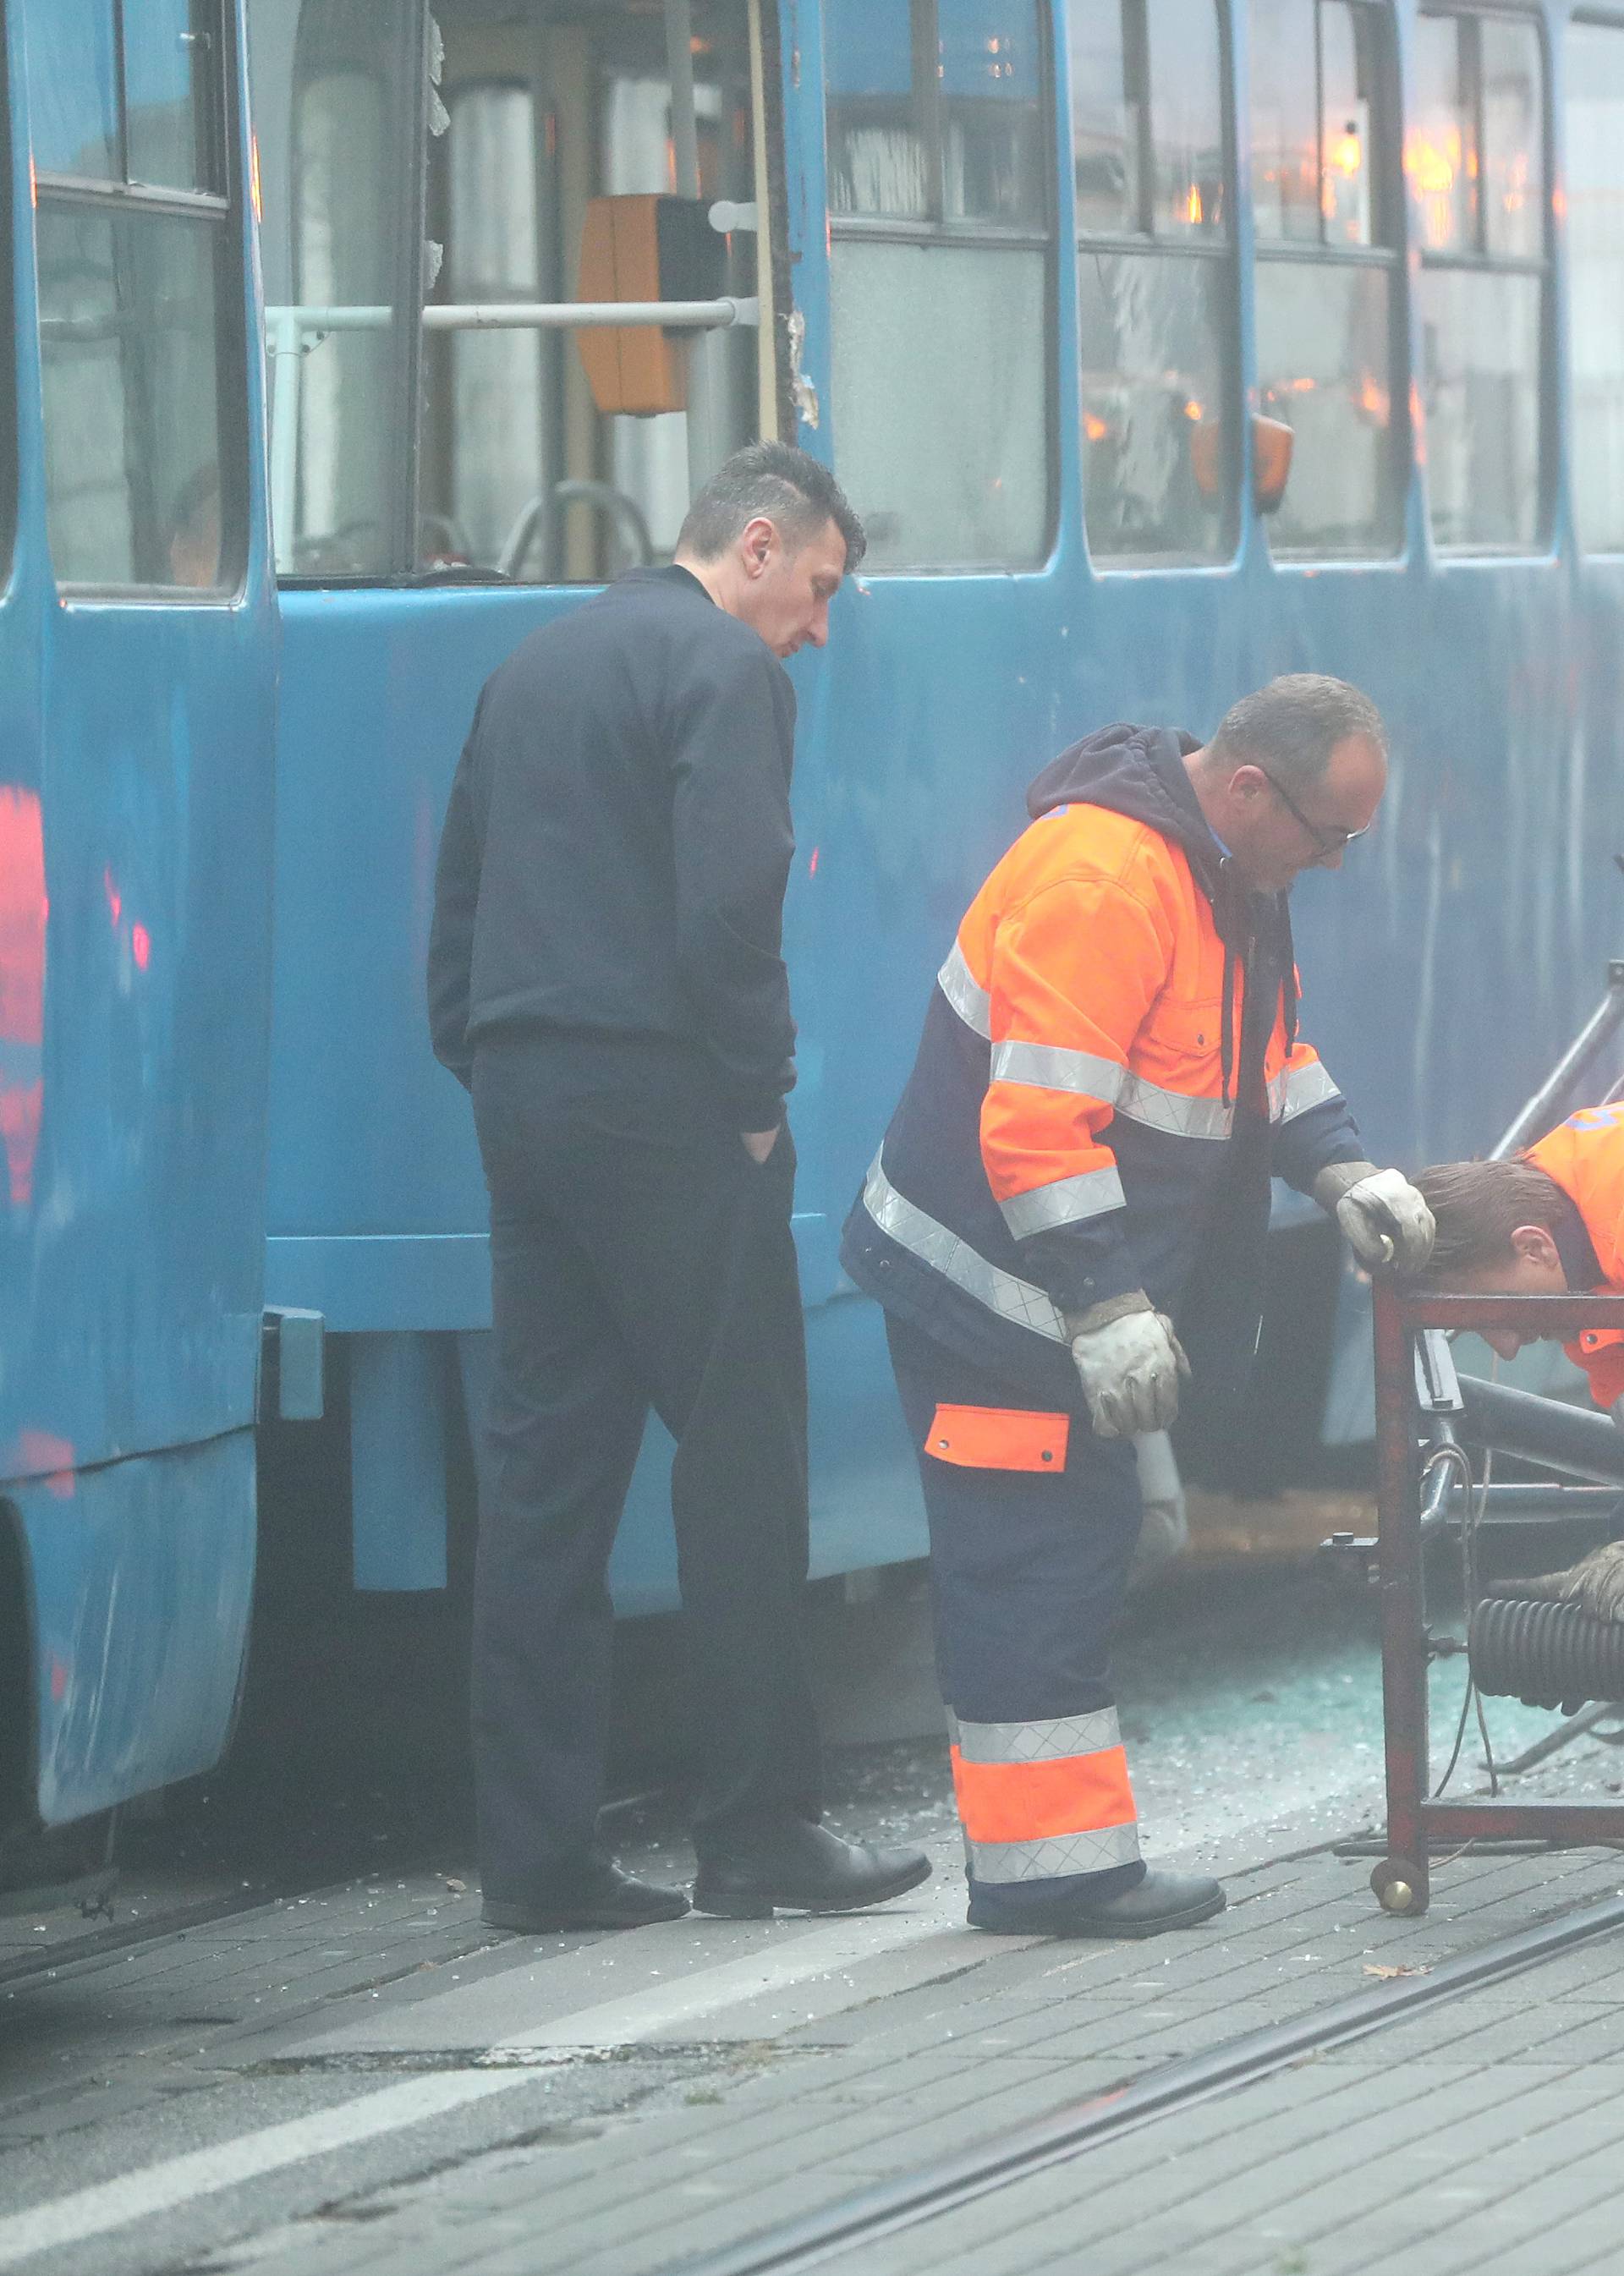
left=251, top=0, right=790, bottom=1609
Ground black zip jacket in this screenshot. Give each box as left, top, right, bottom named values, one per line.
left=428, top=566, right=798, bottom=1129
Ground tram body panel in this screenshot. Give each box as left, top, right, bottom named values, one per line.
left=2, top=0, right=277, bottom=1835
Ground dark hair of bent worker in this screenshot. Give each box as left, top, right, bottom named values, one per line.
left=678, top=441, right=867, bottom=573
left=1407, top=1157, right=1573, bottom=1276
left=1206, top=672, right=1389, bottom=790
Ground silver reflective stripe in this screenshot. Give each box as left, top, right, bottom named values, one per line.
left=862, top=1151, right=1067, bottom=1342
left=999, top=1165, right=1125, bottom=1240
left=954, top=1708, right=1123, bottom=1765
left=1274, top=1057, right=1341, bottom=1122
left=1116, top=1072, right=1233, bottom=1140
left=989, top=1040, right=1123, bottom=1100
left=937, top=940, right=991, bottom=1039
left=970, top=1820, right=1142, bottom=1884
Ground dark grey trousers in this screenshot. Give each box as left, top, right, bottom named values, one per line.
left=469, top=1031, right=820, bottom=1903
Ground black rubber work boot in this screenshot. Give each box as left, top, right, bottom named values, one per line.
left=481, top=1859, right=690, bottom=1933
left=693, top=1820, right=932, bottom=1918
left=968, top=1867, right=1225, bottom=1940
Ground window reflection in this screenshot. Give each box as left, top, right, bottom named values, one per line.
left=1412, top=10, right=1546, bottom=551
left=37, top=208, right=226, bottom=586
left=831, top=242, right=1048, bottom=568
left=941, top=0, right=1045, bottom=227
left=1480, top=18, right=1541, bottom=263
left=1078, top=250, right=1226, bottom=557
left=1249, top=0, right=1318, bottom=243
left=1319, top=2, right=1370, bottom=247
left=23, top=0, right=120, bottom=178
left=1420, top=269, right=1540, bottom=548
left=127, top=0, right=222, bottom=194
left=1256, top=263, right=1395, bottom=552
left=1070, top=3, right=1138, bottom=234
left=1566, top=20, right=1624, bottom=553
left=1144, top=0, right=1225, bottom=236
left=1409, top=15, right=1473, bottom=254
left=1247, top=0, right=1400, bottom=557
left=826, top=0, right=1054, bottom=572
left=1072, top=0, right=1232, bottom=562
left=825, top=0, right=928, bottom=220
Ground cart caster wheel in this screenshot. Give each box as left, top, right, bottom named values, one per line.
left=1370, top=1856, right=1424, bottom=1915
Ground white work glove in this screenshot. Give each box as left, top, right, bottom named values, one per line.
left=1314, top=1161, right=1435, bottom=1271
left=1067, top=1297, right=1191, bottom=1440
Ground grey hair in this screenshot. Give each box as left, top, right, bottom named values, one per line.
left=677, top=441, right=866, bottom=571
left=1206, top=673, right=1388, bottom=789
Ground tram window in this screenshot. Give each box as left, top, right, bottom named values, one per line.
left=1566, top=21, right=1624, bottom=555
left=1248, top=1, right=1403, bottom=558
left=1072, top=0, right=1233, bottom=564
left=127, top=0, right=228, bottom=195
left=1412, top=11, right=1546, bottom=551
left=37, top=210, right=226, bottom=586
left=25, top=0, right=226, bottom=192
left=825, top=0, right=1053, bottom=572
left=250, top=0, right=765, bottom=584
left=26, top=0, right=238, bottom=592
left=23, top=0, right=119, bottom=179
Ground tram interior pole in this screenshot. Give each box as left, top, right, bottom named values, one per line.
left=665, top=0, right=725, bottom=490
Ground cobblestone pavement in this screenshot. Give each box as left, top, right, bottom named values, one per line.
left=8, top=1568, right=1624, bottom=2274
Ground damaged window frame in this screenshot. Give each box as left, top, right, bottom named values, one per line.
left=822, top=0, right=1060, bottom=574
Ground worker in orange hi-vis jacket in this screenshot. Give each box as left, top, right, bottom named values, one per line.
left=1413, top=1107, right=1624, bottom=1628
left=842, top=675, right=1435, bottom=1940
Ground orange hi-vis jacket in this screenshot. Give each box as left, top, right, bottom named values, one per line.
left=1525, top=1106, right=1624, bottom=1408
left=842, top=722, right=1365, bottom=1401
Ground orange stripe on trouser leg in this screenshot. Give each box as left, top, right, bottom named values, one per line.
left=948, top=1744, right=1137, bottom=1845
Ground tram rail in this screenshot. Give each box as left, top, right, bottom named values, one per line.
left=670, top=1885, right=1624, bottom=2276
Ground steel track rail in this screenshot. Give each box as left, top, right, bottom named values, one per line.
left=668, top=1887, right=1624, bottom=2276
left=0, top=1883, right=281, bottom=1992
left=0, top=1781, right=675, bottom=1994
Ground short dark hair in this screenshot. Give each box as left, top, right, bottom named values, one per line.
left=678, top=441, right=866, bottom=571
left=1408, top=1157, right=1572, bottom=1277
left=1207, top=673, right=1388, bottom=792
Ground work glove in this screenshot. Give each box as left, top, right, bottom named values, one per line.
left=1313, top=1160, right=1435, bottom=1271
left=1067, top=1295, right=1191, bottom=1440
left=1482, top=1540, right=1624, bottom=1627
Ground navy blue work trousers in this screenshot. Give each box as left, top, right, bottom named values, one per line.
left=886, top=1311, right=1146, bottom=1920
left=470, top=1033, right=820, bottom=1904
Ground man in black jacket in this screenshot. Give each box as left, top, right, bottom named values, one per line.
left=429, top=443, right=930, bottom=1932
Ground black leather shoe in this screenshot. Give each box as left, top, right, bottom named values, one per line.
left=693, top=1820, right=931, bottom=1918
left=481, top=1859, right=689, bottom=1933
left=968, top=1867, right=1224, bottom=1939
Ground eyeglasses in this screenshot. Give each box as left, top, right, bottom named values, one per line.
left=1259, top=769, right=1370, bottom=859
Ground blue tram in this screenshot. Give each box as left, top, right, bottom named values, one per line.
left=4, top=0, right=1624, bottom=1867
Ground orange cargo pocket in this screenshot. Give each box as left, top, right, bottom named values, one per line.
left=925, top=1404, right=1069, bottom=1473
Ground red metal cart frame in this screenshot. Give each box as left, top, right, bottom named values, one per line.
left=1373, top=1280, right=1624, bottom=1914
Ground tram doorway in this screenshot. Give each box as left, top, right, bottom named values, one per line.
left=249, top=0, right=779, bottom=587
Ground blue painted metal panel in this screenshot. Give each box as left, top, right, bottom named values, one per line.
left=3, top=0, right=277, bottom=1829
left=263, top=1212, right=840, bottom=1333
left=348, top=1333, right=448, bottom=1592
left=18, top=1431, right=256, bottom=1826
